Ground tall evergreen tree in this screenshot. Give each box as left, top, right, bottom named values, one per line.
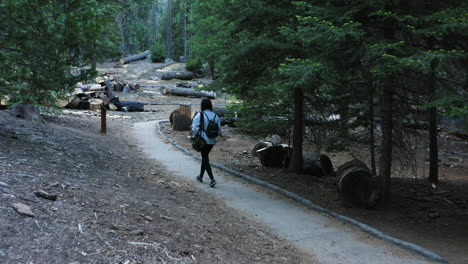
left=0, top=0, right=120, bottom=105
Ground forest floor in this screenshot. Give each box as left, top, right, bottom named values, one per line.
left=1, top=59, right=467, bottom=263
left=0, top=61, right=315, bottom=263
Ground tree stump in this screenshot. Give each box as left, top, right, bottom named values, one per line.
left=173, top=114, right=191, bottom=131
left=89, top=99, right=103, bottom=111
left=179, top=104, right=191, bottom=119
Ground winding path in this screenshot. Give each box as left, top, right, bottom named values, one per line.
left=132, top=121, right=439, bottom=264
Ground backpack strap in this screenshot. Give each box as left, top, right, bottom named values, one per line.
left=199, top=111, right=205, bottom=132
left=203, top=111, right=217, bottom=122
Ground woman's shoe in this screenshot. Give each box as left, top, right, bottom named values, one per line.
left=209, top=180, right=216, bottom=188
left=196, top=176, right=203, bottom=183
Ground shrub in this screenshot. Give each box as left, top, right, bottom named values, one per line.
left=151, top=44, right=166, bottom=62
left=185, top=59, right=203, bottom=72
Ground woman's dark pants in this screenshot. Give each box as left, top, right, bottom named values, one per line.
left=199, top=144, right=214, bottom=181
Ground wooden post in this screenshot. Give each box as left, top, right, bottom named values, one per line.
left=101, top=105, right=107, bottom=134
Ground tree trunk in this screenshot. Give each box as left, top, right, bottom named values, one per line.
left=91, top=40, right=97, bottom=71
left=159, top=87, right=216, bottom=99
left=369, top=83, right=377, bottom=175
left=379, top=82, right=394, bottom=206
left=428, top=60, right=439, bottom=182
left=161, top=71, right=194, bottom=80
left=288, top=88, right=304, bottom=172
left=183, top=1, right=188, bottom=60
left=166, top=0, right=173, bottom=59
left=119, top=50, right=151, bottom=65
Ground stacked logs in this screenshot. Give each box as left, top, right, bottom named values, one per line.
left=64, top=73, right=141, bottom=111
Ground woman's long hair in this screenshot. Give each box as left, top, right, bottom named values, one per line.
left=201, top=98, right=213, bottom=111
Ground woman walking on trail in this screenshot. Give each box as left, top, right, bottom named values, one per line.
left=191, top=98, right=222, bottom=187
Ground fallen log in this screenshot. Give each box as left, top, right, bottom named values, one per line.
left=115, top=81, right=124, bottom=92
left=129, top=83, right=140, bottom=90
left=0, top=95, right=11, bottom=109
left=110, top=98, right=145, bottom=112
left=161, top=71, right=194, bottom=80
left=80, top=84, right=104, bottom=92
left=104, top=80, right=116, bottom=99
left=256, top=145, right=286, bottom=168
left=303, top=154, right=334, bottom=176
left=159, top=87, right=216, bottom=99
left=65, top=95, right=81, bottom=109
left=336, top=159, right=377, bottom=208
left=252, top=142, right=274, bottom=157
left=119, top=50, right=151, bottom=65
left=122, top=85, right=131, bottom=93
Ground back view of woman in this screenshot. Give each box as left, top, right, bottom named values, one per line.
left=191, top=98, right=222, bottom=187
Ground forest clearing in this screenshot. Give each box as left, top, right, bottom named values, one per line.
left=0, top=58, right=466, bottom=264
left=1, top=0, right=467, bottom=263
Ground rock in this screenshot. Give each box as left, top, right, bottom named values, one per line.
left=164, top=58, right=175, bottom=63
left=129, top=230, right=144, bottom=236
left=428, top=212, right=440, bottom=219
left=141, top=214, right=153, bottom=221
left=12, top=203, right=35, bottom=217
left=149, top=76, right=159, bottom=81
left=34, top=190, right=58, bottom=201
left=122, top=85, right=131, bottom=93
left=0, top=249, right=4, bottom=257
left=11, top=104, right=45, bottom=123
left=263, top=134, right=282, bottom=146
left=448, top=157, right=461, bottom=163
left=109, top=103, right=118, bottom=110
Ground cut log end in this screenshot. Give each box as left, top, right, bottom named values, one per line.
left=336, top=159, right=376, bottom=208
